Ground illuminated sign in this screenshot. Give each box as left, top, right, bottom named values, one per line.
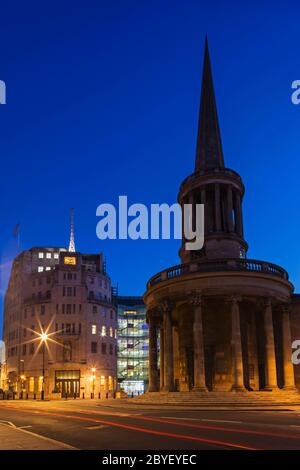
left=64, top=256, right=76, bottom=265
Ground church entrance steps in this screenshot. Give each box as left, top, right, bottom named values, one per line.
left=132, top=391, right=300, bottom=407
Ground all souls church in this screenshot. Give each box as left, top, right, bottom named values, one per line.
left=143, top=38, right=300, bottom=398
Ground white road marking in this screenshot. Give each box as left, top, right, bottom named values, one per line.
left=84, top=425, right=109, bottom=430
left=161, top=417, right=202, bottom=421
left=201, top=419, right=243, bottom=424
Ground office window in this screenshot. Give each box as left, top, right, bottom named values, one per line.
left=45, top=267, right=51, bottom=271
left=38, top=266, right=44, bottom=272
left=91, top=342, right=97, bottom=353
left=38, top=252, right=44, bottom=259
left=101, top=326, right=106, bottom=337
left=109, top=327, right=113, bottom=338
left=92, top=324, right=97, bottom=335
left=54, top=253, right=59, bottom=259
left=46, top=253, right=51, bottom=259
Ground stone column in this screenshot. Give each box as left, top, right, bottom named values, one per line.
left=159, top=326, right=165, bottom=390
left=235, top=193, right=243, bottom=238
left=163, top=302, right=175, bottom=392
left=148, top=315, right=159, bottom=392
left=263, top=299, right=278, bottom=390
left=192, top=293, right=207, bottom=391
left=214, top=184, right=221, bottom=232
left=227, top=187, right=234, bottom=232
left=282, top=304, right=296, bottom=390
left=231, top=297, right=245, bottom=391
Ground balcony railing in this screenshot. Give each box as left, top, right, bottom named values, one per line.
left=147, top=258, right=289, bottom=289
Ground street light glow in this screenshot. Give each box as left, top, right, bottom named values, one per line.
left=40, top=333, right=48, bottom=342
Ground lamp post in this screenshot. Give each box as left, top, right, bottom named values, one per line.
left=40, top=333, right=48, bottom=400
left=91, top=367, right=96, bottom=399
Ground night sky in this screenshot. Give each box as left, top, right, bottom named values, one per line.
left=1, top=1, right=300, bottom=337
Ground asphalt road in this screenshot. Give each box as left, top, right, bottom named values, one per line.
left=1, top=400, right=300, bottom=450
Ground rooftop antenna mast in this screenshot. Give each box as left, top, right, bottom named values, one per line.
left=68, top=208, right=76, bottom=252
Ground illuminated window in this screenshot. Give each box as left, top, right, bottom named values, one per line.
left=38, top=252, right=44, bottom=259
left=29, top=377, right=35, bottom=392
left=46, top=253, right=51, bottom=259
left=64, top=256, right=76, bottom=265
left=92, top=324, right=97, bottom=335
left=38, top=266, right=44, bottom=272
left=101, top=326, right=106, bottom=337
left=109, top=327, right=113, bottom=338
left=38, top=376, right=43, bottom=392
left=45, top=267, right=51, bottom=271
left=100, top=375, right=106, bottom=391
left=54, top=253, right=59, bottom=259
left=114, top=329, right=117, bottom=339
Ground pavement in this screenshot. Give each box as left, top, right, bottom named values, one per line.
left=0, top=420, right=76, bottom=450
left=1, top=398, right=300, bottom=450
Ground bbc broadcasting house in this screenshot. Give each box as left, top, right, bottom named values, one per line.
left=2, top=241, right=118, bottom=399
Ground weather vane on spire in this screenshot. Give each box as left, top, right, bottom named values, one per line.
left=69, top=208, right=76, bottom=252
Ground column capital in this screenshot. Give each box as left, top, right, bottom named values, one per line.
left=160, top=298, right=175, bottom=314
left=189, top=290, right=202, bottom=306
left=227, top=295, right=242, bottom=304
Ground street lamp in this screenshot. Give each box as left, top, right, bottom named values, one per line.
left=40, top=332, right=48, bottom=400
left=91, top=367, right=96, bottom=399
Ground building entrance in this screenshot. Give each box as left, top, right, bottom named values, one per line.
left=55, top=370, right=80, bottom=397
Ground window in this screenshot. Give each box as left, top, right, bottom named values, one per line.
left=92, top=324, right=97, bottom=335
left=73, top=287, right=76, bottom=296
left=93, top=305, right=97, bottom=314
left=66, top=323, right=71, bottom=333
left=101, top=343, right=106, bottom=354
left=67, top=273, right=72, bottom=280
left=79, top=323, right=82, bottom=334
left=63, top=287, right=66, bottom=296
left=109, top=344, right=113, bottom=355
left=62, top=304, right=65, bottom=314
left=109, top=327, right=113, bottom=337
left=40, top=305, right=45, bottom=315
left=30, top=344, right=35, bottom=355
left=38, top=376, right=43, bottom=392
left=46, top=253, right=51, bottom=259
left=73, top=304, right=76, bottom=314
left=101, top=326, right=106, bottom=337
left=54, top=253, right=59, bottom=259
left=38, top=252, right=44, bottom=259
left=38, top=266, right=44, bottom=272
left=91, top=342, right=97, bottom=353
left=22, top=344, right=26, bottom=355
left=45, top=267, right=51, bottom=271
left=114, top=329, right=117, bottom=339
left=29, top=377, right=35, bottom=392
left=67, top=287, right=72, bottom=296
left=66, top=304, right=72, bottom=314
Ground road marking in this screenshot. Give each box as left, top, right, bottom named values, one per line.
left=201, top=419, right=243, bottom=424
left=161, top=417, right=202, bottom=421
left=84, top=425, right=109, bottom=430
left=0, top=420, right=77, bottom=450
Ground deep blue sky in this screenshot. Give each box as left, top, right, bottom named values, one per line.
left=1, top=1, right=300, bottom=337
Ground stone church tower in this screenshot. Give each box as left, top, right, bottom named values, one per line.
left=144, top=39, right=297, bottom=395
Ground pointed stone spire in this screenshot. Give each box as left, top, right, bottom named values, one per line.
left=195, top=36, right=225, bottom=172
left=68, top=208, right=76, bottom=252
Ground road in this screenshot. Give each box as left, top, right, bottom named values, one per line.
left=1, top=400, right=300, bottom=450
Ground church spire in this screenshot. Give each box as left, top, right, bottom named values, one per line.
left=195, top=36, right=224, bottom=172
left=68, top=208, right=76, bottom=252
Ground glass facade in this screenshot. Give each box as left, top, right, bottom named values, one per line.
left=117, top=296, right=148, bottom=396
